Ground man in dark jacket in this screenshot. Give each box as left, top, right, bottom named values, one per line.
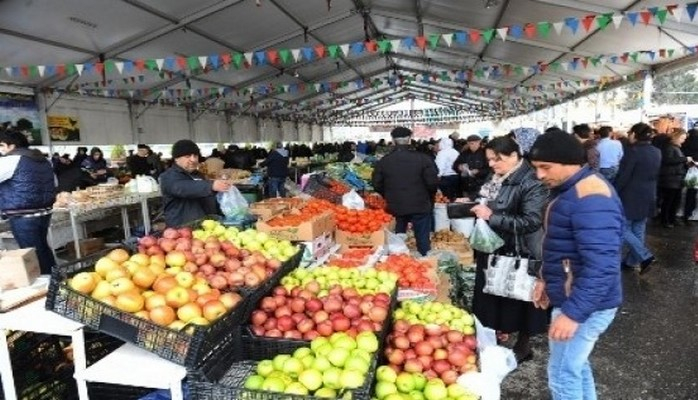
left=260, top=142, right=290, bottom=197
left=615, top=123, right=662, bottom=274
left=529, top=131, right=623, bottom=400
left=452, top=134, right=490, bottom=199
left=681, top=128, right=698, bottom=222
left=372, top=127, right=439, bottom=256
left=0, top=129, right=56, bottom=274
left=159, top=140, right=231, bottom=227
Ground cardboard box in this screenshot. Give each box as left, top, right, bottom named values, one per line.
left=249, top=203, right=289, bottom=221
left=334, top=220, right=395, bottom=247
left=0, top=248, right=40, bottom=290
left=256, top=211, right=335, bottom=242
left=67, top=238, right=105, bottom=257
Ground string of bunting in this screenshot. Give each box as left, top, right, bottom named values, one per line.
left=1, top=2, right=696, bottom=79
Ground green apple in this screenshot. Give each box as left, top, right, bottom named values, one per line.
left=396, top=372, right=415, bottom=393
left=344, top=355, right=370, bottom=374
left=261, top=376, right=286, bottom=392
left=423, top=380, right=448, bottom=400
left=329, top=332, right=350, bottom=344
left=447, top=383, right=468, bottom=398
left=327, top=348, right=350, bottom=368
left=412, top=373, right=427, bottom=391
left=375, top=381, right=399, bottom=399
left=310, top=337, right=330, bottom=352
left=314, top=387, right=337, bottom=398
left=256, top=360, right=274, bottom=377
left=384, top=393, right=407, bottom=400
left=298, top=369, right=323, bottom=391
left=311, top=355, right=332, bottom=372
left=272, top=354, right=291, bottom=371
left=322, top=367, right=342, bottom=389
left=408, top=390, right=426, bottom=400
left=356, top=331, right=379, bottom=353
left=333, top=336, right=358, bottom=351
left=282, top=357, right=304, bottom=378
left=284, top=382, right=309, bottom=395
left=339, top=369, right=364, bottom=389
left=301, top=354, right=315, bottom=369
left=315, top=343, right=334, bottom=357
left=350, top=349, right=372, bottom=364
left=294, top=347, right=312, bottom=359
left=244, top=374, right=264, bottom=390
left=376, top=365, right=398, bottom=383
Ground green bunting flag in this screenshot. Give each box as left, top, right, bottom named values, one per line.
left=630, top=52, right=639, bottom=62
left=597, top=13, right=612, bottom=29
left=428, top=34, right=440, bottom=49
left=656, top=9, right=668, bottom=24
left=377, top=40, right=391, bottom=53
left=328, top=45, right=340, bottom=58
left=233, top=53, right=244, bottom=69
left=279, top=49, right=291, bottom=64
left=482, top=29, right=495, bottom=44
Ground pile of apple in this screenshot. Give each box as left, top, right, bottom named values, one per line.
left=68, top=248, right=242, bottom=331
left=243, top=332, right=379, bottom=397
left=394, top=301, right=475, bottom=335
left=249, top=285, right=392, bottom=340
left=280, top=266, right=398, bottom=296
left=137, top=224, right=297, bottom=292
left=374, top=368, right=477, bottom=400
left=384, top=321, right=478, bottom=384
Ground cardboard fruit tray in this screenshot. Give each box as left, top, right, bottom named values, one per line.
left=45, top=247, right=303, bottom=367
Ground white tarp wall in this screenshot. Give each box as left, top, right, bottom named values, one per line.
left=298, top=123, right=312, bottom=141
left=47, top=96, right=132, bottom=145
left=193, top=112, right=229, bottom=143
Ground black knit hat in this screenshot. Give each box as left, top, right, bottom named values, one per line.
left=466, top=134, right=482, bottom=142
left=529, top=130, right=586, bottom=165
left=171, top=139, right=200, bottom=159
left=390, top=127, right=412, bottom=138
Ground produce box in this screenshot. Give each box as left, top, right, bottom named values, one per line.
left=256, top=211, right=335, bottom=242
left=46, top=247, right=303, bottom=367
left=335, top=229, right=386, bottom=248
left=249, top=203, right=289, bottom=221
left=299, top=231, right=334, bottom=261
left=67, top=237, right=106, bottom=257
left=0, top=248, right=41, bottom=290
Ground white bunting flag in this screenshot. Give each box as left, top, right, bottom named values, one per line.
left=340, top=44, right=350, bottom=56
left=244, top=52, right=254, bottom=65
left=314, top=83, right=322, bottom=92
left=612, top=14, right=623, bottom=29
left=198, top=56, right=208, bottom=68
left=155, top=58, right=165, bottom=71
left=390, top=39, right=401, bottom=52
left=4, top=67, right=12, bottom=76
left=114, top=62, right=124, bottom=74
left=102, top=90, right=109, bottom=97
left=218, top=87, right=225, bottom=95
left=291, top=49, right=302, bottom=62
left=441, top=34, right=453, bottom=47
left=561, top=62, right=569, bottom=71
left=497, top=27, right=508, bottom=41
left=673, top=6, right=684, bottom=22
left=283, top=84, right=290, bottom=93
left=553, top=22, right=564, bottom=35
left=37, top=65, right=45, bottom=77
left=75, top=64, right=84, bottom=75
left=128, top=90, right=134, bottom=97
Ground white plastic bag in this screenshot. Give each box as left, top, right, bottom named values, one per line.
left=386, top=230, right=410, bottom=254
left=217, top=186, right=248, bottom=220
left=342, top=189, right=365, bottom=210
left=685, top=166, right=698, bottom=188
left=450, top=217, right=476, bottom=238
left=433, top=203, right=450, bottom=231
left=469, top=219, right=505, bottom=253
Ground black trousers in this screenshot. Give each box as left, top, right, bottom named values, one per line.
left=659, top=187, right=682, bottom=225
left=684, top=188, right=697, bottom=221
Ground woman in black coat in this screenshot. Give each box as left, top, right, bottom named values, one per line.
left=681, top=128, right=698, bottom=222
left=615, top=123, right=662, bottom=273
left=658, top=129, right=691, bottom=227
left=469, top=136, right=549, bottom=363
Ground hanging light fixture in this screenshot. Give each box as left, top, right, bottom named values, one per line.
left=484, top=0, right=500, bottom=9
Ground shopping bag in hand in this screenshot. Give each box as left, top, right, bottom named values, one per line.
left=469, top=218, right=505, bottom=253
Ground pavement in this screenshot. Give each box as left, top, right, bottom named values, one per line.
left=499, top=221, right=698, bottom=400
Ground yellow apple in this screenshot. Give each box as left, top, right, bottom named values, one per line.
left=101, top=295, right=117, bottom=307
left=110, top=277, right=136, bottom=296
left=165, top=286, right=190, bottom=308
left=150, top=306, right=176, bottom=326
left=145, top=293, right=167, bottom=311
left=69, top=272, right=97, bottom=294
left=168, top=320, right=186, bottom=331
left=202, top=300, right=227, bottom=322
left=95, top=257, right=120, bottom=278
left=150, top=254, right=166, bottom=267
left=91, top=280, right=113, bottom=300
left=192, top=282, right=212, bottom=296
left=165, top=266, right=182, bottom=276
left=132, top=267, right=157, bottom=289
left=177, top=302, right=203, bottom=323
left=174, top=271, right=195, bottom=288
left=148, top=263, right=166, bottom=275
left=142, top=290, right=156, bottom=298
left=122, top=261, right=142, bottom=275
left=105, top=267, right=130, bottom=282
left=115, top=292, right=145, bottom=313
left=107, top=248, right=130, bottom=264
left=129, top=253, right=151, bottom=267
left=134, top=310, right=150, bottom=320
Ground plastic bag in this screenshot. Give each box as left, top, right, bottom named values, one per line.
left=342, top=189, right=365, bottom=210
left=386, top=230, right=410, bottom=254
left=685, top=166, right=698, bottom=188
left=433, top=203, right=450, bottom=231
left=217, top=186, right=249, bottom=221
left=469, top=219, right=505, bottom=253
left=450, top=217, right=476, bottom=238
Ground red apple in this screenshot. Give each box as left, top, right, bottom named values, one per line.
left=162, top=228, right=180, bottom=239
left=272, top=286, right=287, bottom=296
left=312, top=310, right=329, bottom=324
left=446, top=330, right=464, bottom=343
left=387, top=348, right=405, bottom=366
left=323, top=297, right=343, bottom=313
left=251, top=310, right=268, bottom=326
left=418, top=355, right=433, bottom=370
left=393, top=335, right=410, bottom=350
left=291, top=313, right=306, bottom=324
left=306, top=299, right=323, bottom=313
left=464, top=336, right=478, bottom=350
left=404, top=359, right=423, bottom=373
left=432, top=359, right=451, bottom=375
left=274, top=306, right=291, bottom=318
left=344, top=304, right=361, bottom=319
left=393, top=320, right=410, bottom=333
left=297, top=319, right=315, bottom=334
left=303, top=330, right=320, bottom=340
left=356, top=320, right=374, bottom=332
left=448, top=350, right=468, bottom=367
left=415, top=341, right=434, bottom=356
left=277, top=315, right=295, bottom=332
left=433, top=348, right=448, bottom=361
left=265, top=329, right=282, bottom=338
left=441, top=370, right=459, bottom=385
left=263, top=318, right=277, bottom=331
left=407, top=325, right=426, bottom=343
left=260, top=297, right=276, bottom=312
left=290, top=298, right=305, bottom=313
left=251, top=325, right=265, bottom=336
left=331, top=316, right=351, bottom=332
left=139, top=235, right=157, bottom=247
left=283, top=330, right=302, bottom=340
left=316, top=320, right=334, bottom=337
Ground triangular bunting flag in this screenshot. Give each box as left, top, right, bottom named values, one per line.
left=94, top=63, right=104, bottom=75
left=377, top=40, right=390, bottom=53
left=428, top=34, right=440, bottom=49
left=565, top=17, right=580, bottom=34
left=351, top=42, right=365, bottom=54
left=233, top=53, right=244, bottom=68
left=75, top=64, right=84, bottom=75
left=656, top=9, right=668, bottom=24
left=128, top=90, right=134, bottom=97
left=561, top=62, right=569, bottom=71
left=509, top=25, right=523, bottom=38
left=620, top=53, right=629, bottom=63
left=687, top=2, right=698, bottom=21
left=415, top=36, right=427, bottom=49
left=612, top=14, right=623, bottom=28
left=340, top=44, right=351, bottom=56
left=640, top=10, right=652, bottom=25
left=537, top=22, right=551, bottom=37
left=671, top=5, right=683, bottom=22
left=648, top=51, right=656, bottom=60
left=244, top=52, right=254, bottom=66
left=267, top=49, right=278, bottom=64
left=469, top=30, right=481, bottom=43
left=553, top=21, right=564, bottom=35
left=365, top=41, right=377, bottom=53
left=630, top=52, right=639, bottom=62
left=314, top=83, right=321, bottom=93
left=389, top=39, right=401, bottom=52
left=442, top=33, right=453, bottom=47
left=291, top=49, right=302, bottom=62
left=155, top=58, right=165, bottom=71
left=454, top=31, right=467, bottom=45
left=597, top=13, right=612, bottom=30
left=659, top=49, right=666, bottom=58
left=482, top=29, right=495, bottom=43
left=254, top=51, right=267, bottom=65
left=328, top=44, right=341, bottom=57
left=626, top=12, right=639, bottom=26
left=496, top=27, right=508, bottom=41
left=198, top=56, right=208, bottom=68
left=37, top=65, right=45, bottom=77
left=668, top=48, right=675, bottom=57
left=582, top=15, right=595, bottom=31
left=209, top=54, right=219, bottom=69
left=314, top=45, right=326, bottom=58
left=524, top=23, right=536, bottom=38
left=4, top=67, right=12, bottom=76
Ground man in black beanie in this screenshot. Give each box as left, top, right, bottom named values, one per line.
left=528, top=130, right=624, bottom=400
left=371, top=127, right=439, bottom=256
left=159, top=139, right=232, bottom=226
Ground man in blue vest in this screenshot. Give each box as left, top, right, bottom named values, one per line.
left=0, top=129, right=56, bottom=274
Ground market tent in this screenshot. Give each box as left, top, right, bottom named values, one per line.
left=2, top=0, right=698, bottom=124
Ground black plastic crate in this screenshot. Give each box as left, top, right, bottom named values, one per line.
left=45, top=248, right=250, bottom=367
left=83, top=330, right=126, bottom=367
left=86, top=382, right=154, bottom=400
left=302, top=174, right=342, bottom=204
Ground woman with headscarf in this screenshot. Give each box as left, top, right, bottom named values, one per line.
left=509, top=127, right=542, bottom=158
left=81, top=147, right=109, bottom=184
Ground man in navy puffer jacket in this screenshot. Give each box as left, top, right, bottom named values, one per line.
left=529, top=129, right=623, bottom=400
left=0, top=129, right=56, bottom=274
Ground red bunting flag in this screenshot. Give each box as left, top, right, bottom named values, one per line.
left=267, top=49, right=278, bottom=64
left=640, top=10, right=652, bottom=25
left=136, top=59, right=146, bottom=71
left=176, top=57, right=186, bottom=70
left=314, top=45, right=326, bottom=58
left=659, top=49, right=666, bottom=58
left=582, top=15, right=595, bottom=31
left=524, top=23, right=537, bottom=38
left=539, top=62, right=548, bottom=72
left=94, top=63, right=104, bottom=75
left=56, top=64, right=65, bottom=75
left=415, top=36, right=427, bottom=49
left=620, top=53, right=629, bottom=63
left=221, top=53, right=231, bottom=65
left=469, top=30, right=481, bottom=43
left=581, top=58, right=589, bottom=68
left=365, top=40, right=378, bottom=52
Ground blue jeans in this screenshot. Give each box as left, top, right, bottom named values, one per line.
left=623, top=218, right=652, bottom=265
left=395, top=213, right=432, bottom=256
left=548, top=307, right=617, bottom=400
left=8, top=214, right=55, bottom=275
left=266, top=177, right=286, bottom=198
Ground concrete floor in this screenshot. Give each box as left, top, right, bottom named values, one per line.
left=500, top=222, right=698, bottom=400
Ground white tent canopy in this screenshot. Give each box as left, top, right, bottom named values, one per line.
left=2, top=0, right=698, bottom=125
